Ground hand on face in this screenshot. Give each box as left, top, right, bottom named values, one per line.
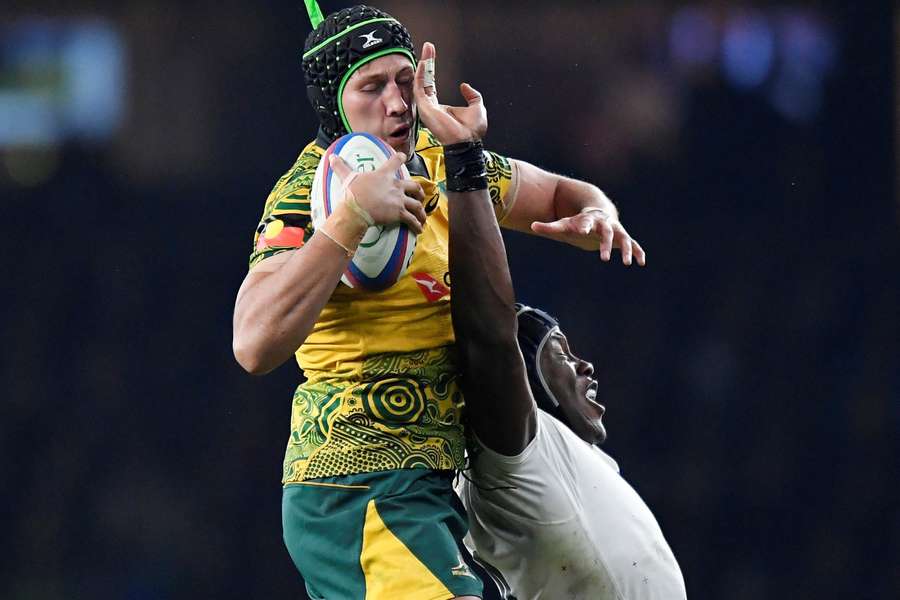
left=531, top=208, right=646, bottom=266
left=413, top=42, right=487, bottom=144
left=329, top=152, right=427, bottom=234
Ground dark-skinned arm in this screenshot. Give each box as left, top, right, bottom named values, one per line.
left=414, top=41, right=536, bottom=456
left=448, top=176, right=537, bottom=456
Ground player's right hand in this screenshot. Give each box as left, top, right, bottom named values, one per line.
left=329, top=153, right=427, bottom=234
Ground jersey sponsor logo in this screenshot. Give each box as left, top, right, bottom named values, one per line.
left=359, top=30, right=383, bottom=49
left=412, top=272, right=449, bottom=302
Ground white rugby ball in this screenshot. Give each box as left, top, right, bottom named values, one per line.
left=310, top=132, right=416, bottom=291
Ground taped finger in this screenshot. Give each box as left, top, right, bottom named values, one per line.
left=423, top=58, right=436, bottom=94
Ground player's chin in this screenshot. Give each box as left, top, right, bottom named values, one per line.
left=591, top=419, right=607, bottom=445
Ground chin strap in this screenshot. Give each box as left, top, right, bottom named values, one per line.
left=304, top=0, right=324, bottom=28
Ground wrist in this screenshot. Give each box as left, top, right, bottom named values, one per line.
left=339, top=173, right=376, bottom=229
left=443, top=140, right=487, bottom=192
left=579, top=206, right=609, bottom=218
left=322, top=204, right=367, bottom=252
left=579, top=205, right=618, bottom=222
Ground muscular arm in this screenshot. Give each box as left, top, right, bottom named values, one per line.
left=449, top=185, right=537, bottom=456
left=232, top=205, right=365, bottom=375
left=502, top=159, right=645, bottom=265
left=233, top=151, right=425, bottom=375
left=412, top=40, right=537, bottom=455
left=503, top=159, right=618, bottom=234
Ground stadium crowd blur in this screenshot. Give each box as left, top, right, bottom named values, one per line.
left=2, top=1, right=897, bottom=599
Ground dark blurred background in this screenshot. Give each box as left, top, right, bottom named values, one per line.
left=2, top=1, right=897, bottom=599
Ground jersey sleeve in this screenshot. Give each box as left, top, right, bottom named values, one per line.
left=483, top=150, right=519, bottom=223
left=248, top=144, right=323, bottom=270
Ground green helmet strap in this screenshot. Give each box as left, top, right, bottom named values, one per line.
left=304, top=0, right=325, bottom=29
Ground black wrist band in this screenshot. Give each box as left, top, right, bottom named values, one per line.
left=444, top=140, right=488, bottom=192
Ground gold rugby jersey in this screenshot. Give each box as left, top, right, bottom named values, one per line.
left=248, top=128, right=518, bottom=483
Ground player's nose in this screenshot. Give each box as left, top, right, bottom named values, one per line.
left=576, top=358, right=594, bottom=377
left=384, top=82, right=409, bottom=115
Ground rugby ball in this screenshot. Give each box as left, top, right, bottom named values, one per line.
left=310, top=132, right=416, bottom=291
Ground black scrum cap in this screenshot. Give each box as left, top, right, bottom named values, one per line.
left=516, top=304, right=570, bottom=426
left=302, top=2, right=415, bottom=143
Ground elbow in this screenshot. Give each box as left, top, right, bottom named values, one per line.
left=232, top=336, right=275, bottom=376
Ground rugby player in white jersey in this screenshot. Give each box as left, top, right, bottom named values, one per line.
left=414, top=39, right=687, bottom=600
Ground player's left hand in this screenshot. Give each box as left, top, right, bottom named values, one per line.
left=531, top=208, right=647, bottom=266
left=413, top=41, right=487, bottom=144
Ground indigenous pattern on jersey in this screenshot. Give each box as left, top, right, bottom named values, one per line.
left=248, top=129, right=517, bottom=483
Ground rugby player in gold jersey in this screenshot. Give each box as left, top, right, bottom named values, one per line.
left=232, top=4, right=643, bottom=598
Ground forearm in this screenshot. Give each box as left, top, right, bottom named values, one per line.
left=449, top=188, right=519, bottom=349
left=232, top=206, right=365, bottom=374
left=502, top=159, right=618, bottom=234
left=447, top=151, right=535, bottom=455
left=553, top=176, right=619, bottom=221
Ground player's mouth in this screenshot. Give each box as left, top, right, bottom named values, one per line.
left=387, top=123, right=411, bottom=144
left=585, top=380, right=605, bottom=415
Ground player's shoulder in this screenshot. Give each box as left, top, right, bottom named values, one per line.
left=262, top=138, right=323, bottom=219
left=247, top=139, right=321, bottom=268
left=271, top=140, right=323, bottom=199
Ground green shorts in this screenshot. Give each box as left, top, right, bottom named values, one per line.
left=282, top=468, right=483, bottom=600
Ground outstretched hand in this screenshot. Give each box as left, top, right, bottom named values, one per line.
left=531, top=208, right=646, bottom=266
left=329, top=152, right=426, bottom=234
left=413, top=42, right=487, bottom=144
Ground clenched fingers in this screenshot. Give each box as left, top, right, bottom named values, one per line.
left=400, top=179, right=425, bottom=203
left=329, top=154, right=353, bottom=179
left=377, top=152, right=407, bottom=174
left=403, top=196, right=427, bottom=227
left=399, top=205, right=424, bottom=234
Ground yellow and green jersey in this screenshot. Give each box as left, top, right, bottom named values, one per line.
left=248, top=128, right=517, bottom=483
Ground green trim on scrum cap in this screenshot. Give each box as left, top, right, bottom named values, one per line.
left=302, top=18, right=399, bottom=60
left=337, top=47, right=416, bottom=132
left=304, top=0, right=325, bottom=29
